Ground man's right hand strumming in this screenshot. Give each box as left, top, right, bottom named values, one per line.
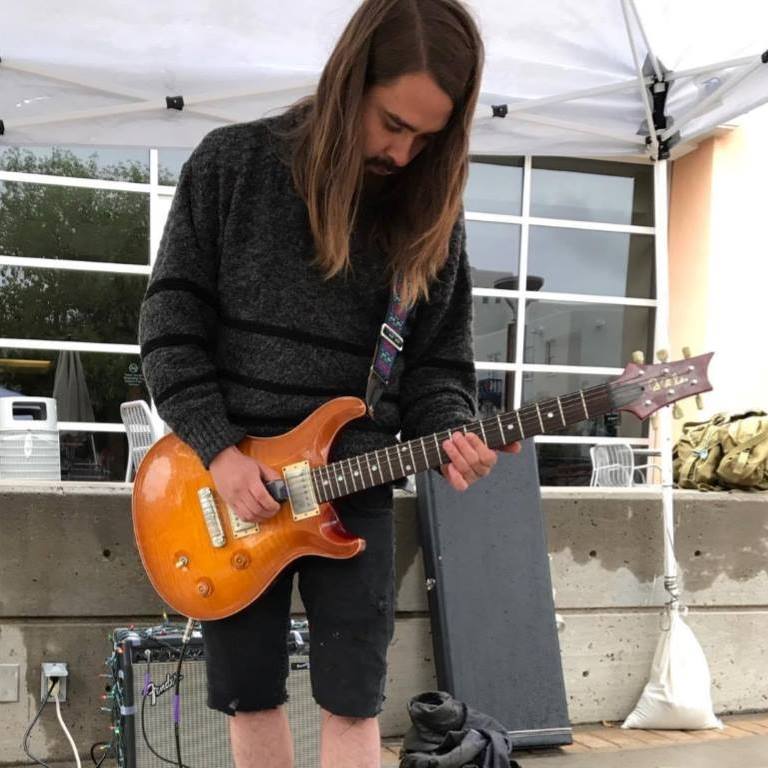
left=209, top=445, right=282, bottom=523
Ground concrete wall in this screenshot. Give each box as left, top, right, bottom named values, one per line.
left=1, top=483, right=767, bottom=763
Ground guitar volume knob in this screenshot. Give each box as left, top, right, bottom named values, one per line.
left=231, top=551, right=251, bottom=570
left=196, top=578, right=214, bottom=597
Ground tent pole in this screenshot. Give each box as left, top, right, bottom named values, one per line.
left=626, top=0, right=663, bottom=81
left=621, top=0, right=660, bottom=157
left=653, top=158, right=679, bottom=608
left=661, top=55, right=767, bottom=142
left=668, top=54, right=756, bottom=82
left=491, top=77, right=653, bottom=114
left=475, top=108, right=647, bottom=146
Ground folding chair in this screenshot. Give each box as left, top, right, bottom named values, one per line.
left=120, top=400, right=160, bottom=481
left=589, top=443, right=660, bottom=487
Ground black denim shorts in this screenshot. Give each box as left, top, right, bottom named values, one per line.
left=200, top=484, right=395, bottom=719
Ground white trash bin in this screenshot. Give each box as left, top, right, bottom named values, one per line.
left=0, top=397, right=61, bottom=481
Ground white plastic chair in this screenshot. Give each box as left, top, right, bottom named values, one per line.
left=120, top=400, right=160, bottom=481
left=589, top=443, right=660, bottom=487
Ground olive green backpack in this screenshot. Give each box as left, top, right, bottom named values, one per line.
left=673, top=410, right=768, bottom=491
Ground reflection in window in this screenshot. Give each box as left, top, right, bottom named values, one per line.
left=531, top=157, right=653, bottom=227
left=523, top=301, right=654, bottom=369
left=466, top=221, right=520, bottom=289
left=528, top=226, right=654, bottom=298
left=477, top=371, right=515, bottom=419
left=0, top=348, right=149, bottom=482
left=465, top=157, right=523, bottom=215
left=0, top=181, right=149, bottom=264
left=473, top=295, right=517, bottom=364
left=0, top=145, right=150, bottom=183
left=536, top=443, right=594, bottom=486
left=0, top=267, right=148, bottom=344
left=523, top=372, right=645, bottom=439
left=158, top=149, right=193, bottom=185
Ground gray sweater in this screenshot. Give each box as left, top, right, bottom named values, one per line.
left=138, top=112, right=477, bottom=469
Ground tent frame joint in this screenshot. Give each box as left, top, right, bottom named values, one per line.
left=166, top=95, right=185, bottom=111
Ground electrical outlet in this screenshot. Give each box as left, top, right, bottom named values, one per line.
left=41, top=662, right=68, bottom=703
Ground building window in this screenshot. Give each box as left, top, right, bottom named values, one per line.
left=465, top=156, right=656, bottom=486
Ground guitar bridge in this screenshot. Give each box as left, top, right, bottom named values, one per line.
left=283, top=461, right=320, bottom=520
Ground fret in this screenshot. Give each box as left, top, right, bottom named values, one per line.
left=356, top=455, right=370, bottom=488
left=557, top=396, right=566, bottom=426
left=335, top=463, right=349, bottom=496
left=515, top=411, right=525, bottom=439
left=419, top=437, right=429, bottom=470
left=433, top=433, right=442, bottom=466
left=405, top=442, right=416, bottom=473
left=478, top=419, right=487, bottom=444
left=395, top=444, right=407, bottom=476
left=579, top=390, right=590, bottom=418
left=316, top=467, right=328, bottom=503
left=368, top=450, right=380, bottom=485
left=534, top=403, right=545, bottom=433
left=346, top=458, right=359, bottom=491
left=384, top=445, right=395, bottom=483
left=496, top=415, right=504, bottom=445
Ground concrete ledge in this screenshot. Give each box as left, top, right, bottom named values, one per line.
left=1, top=482, right=767, bottom=759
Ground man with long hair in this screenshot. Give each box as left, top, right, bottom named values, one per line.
left=139, top=1, right=519, bottom=765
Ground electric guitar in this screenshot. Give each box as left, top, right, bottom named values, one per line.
left=132, top=351, right=713, bottom=620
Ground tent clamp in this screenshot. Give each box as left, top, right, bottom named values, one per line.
left=647, top=131, right=679, bottom=161
left=0, top=120, right=4, bottom=136
left=166, top=95, right=185, bottom=111
left=762, top=49, right=768, bottom=64
left=491, top=104, right=508, bottom=118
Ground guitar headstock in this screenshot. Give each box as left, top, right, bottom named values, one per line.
left=609, top=350, right=714, bottom=420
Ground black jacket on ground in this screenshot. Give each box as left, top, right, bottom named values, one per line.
left=400, top=691, right=520, bottom=768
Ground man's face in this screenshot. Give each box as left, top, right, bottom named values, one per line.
left=361, top=71, right=453, bottom=177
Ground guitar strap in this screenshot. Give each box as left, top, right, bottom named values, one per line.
left=366, top=272, right=412, bottom=420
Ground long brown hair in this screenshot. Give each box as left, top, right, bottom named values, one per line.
left=277, top=0, right=484, bottom=306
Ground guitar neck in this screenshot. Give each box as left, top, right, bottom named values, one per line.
left=312, top=382, right=613, bottom=503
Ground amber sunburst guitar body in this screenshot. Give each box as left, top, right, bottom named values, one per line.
left=132, top=397, right=368, bottom=621
left=132, top=352, right=713, bottom=621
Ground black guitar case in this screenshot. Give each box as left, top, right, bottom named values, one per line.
left=414, top=440, right=572, bottom=748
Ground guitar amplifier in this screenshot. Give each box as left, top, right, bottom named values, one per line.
left=110, top=621, right=320, bottom=768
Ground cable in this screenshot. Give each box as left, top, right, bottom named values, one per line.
left=54, top=691, right=82, bottom=768
left=140, top=693, right=191, bottom=768
left=174, top=618, right=195, bottom=768
left=22, top=679, right=56, bottom=768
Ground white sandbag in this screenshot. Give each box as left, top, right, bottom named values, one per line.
left=622, top=610, right=722, bottom=730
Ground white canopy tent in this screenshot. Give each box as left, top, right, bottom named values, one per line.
left=1, top=0, right=767, bottom=159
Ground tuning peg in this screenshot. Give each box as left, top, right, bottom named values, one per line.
left=696, top=394, right=705, bottom=410
left=682, top=346, right=692, bottom=359
left=673, top=403, right=684, bottom=419
left=656, top=349, right=669, bottom=363
left=631, top=350, right=645, bottom=365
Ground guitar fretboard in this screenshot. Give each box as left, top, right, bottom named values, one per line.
left=311, top=383, right=612, bottom=503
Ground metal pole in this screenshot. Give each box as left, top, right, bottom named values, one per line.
left=653, top=159, right=679, bottom=608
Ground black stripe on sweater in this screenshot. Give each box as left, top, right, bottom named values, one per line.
left=145, top=278, right=219, bottom=310
left=229, top=411, right=395, bottom=435
left=154, top=372, right=219, bottom=407
left=220, top=314, right=370, bottom=357
left=141, top=333, right=211, bottom=358
left=415, top=357, right=476, bottom=374
left=219, top=369, right=398, bottom=402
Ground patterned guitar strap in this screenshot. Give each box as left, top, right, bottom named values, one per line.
left=366, top=273, right=412, bottom=420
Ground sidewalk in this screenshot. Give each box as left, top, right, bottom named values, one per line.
left=382, top=713, right=768, bottom=767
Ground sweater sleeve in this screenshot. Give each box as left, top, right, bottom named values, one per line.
left=138, top=131, right=247, bottom=468
left=398, top=214, right=478, bottom=442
